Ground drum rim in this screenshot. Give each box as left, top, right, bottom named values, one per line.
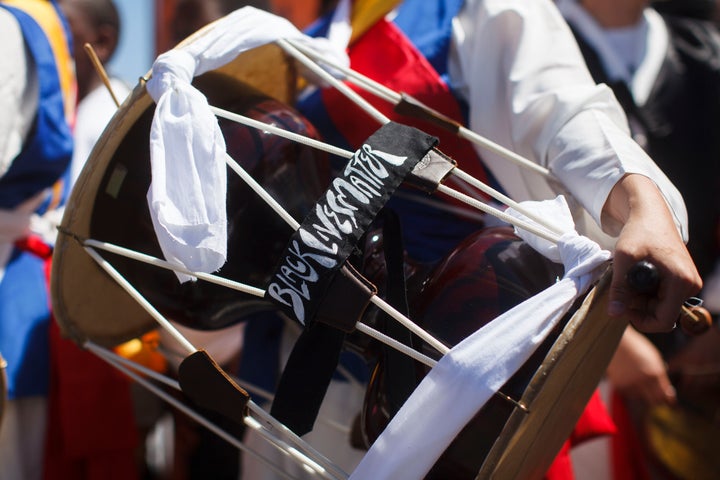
left=51, top=42, right=297, bottom=347
left=476, top=266, right=626, bottom=480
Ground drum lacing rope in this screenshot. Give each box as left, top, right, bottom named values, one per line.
left=283, top=37, right=553, bottom=179
left=210, top=103, right=564, bottom=244
left=69, top=250, right=348, bottom=479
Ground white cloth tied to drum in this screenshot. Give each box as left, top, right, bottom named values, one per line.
left=145, top=7, right=348, bottom=282
left=349, top=196, right=612, bottom=480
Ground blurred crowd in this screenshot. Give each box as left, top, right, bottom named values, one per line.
left=1, top=0, right=719, bottom=479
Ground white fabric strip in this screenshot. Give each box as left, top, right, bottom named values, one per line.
left=145, top=7, right=348, bottom=282
left=349, top=196, right=611, bottom=480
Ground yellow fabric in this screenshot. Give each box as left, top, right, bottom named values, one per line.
left=2, top=0, right=76, bottom=121
left=349, top=0, right=403, bottom=45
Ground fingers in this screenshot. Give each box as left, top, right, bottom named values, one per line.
left=609, top=255, right=700, bottom=333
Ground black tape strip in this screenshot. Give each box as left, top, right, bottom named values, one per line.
left=265, top=122, right=438, bottom=327
left=269, top=323, right=346, bottom=436
left=379, top=209, right=418, bottom=416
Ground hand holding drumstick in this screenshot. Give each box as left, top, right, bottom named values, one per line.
left=626, top=260, right=712, bottom=335
left=603, top=174, right=706, bottom=334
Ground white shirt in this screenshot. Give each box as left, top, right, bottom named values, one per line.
left=448, top=0, right=687, bottom=246
left=0, top=9, right=38, bottom=178
left=556, top=0, right=669, bottom=106
left=70, top=78, right=130, bottom=187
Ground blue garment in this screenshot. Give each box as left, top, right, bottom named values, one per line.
left=393, top=0, right=464, bottom=82
left=0, top=1, right=73, bottom=398
left=0, top=3, right=73, bottom=211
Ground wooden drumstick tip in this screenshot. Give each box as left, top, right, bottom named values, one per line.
left=679, top=304, right=712, bottom=336
left=83, top=42, right=121, bottom=108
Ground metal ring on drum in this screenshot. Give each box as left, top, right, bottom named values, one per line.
left=50, top=8, right=630, bottom=480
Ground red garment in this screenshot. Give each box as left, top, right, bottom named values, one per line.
left=545, top=390, right=618, bottom=479
left=44, top=320, right=139, bottom=480
left=610, top=391, right=652, bottom=480
left=15, top=235, right=139, bottom=480
left=321, top=17, right=491, bottom=195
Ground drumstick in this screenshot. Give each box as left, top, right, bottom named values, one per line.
left=81, top=250, right=350, bottom=479
left=626, top=260, right=712, bottom=335
left=84, top=43, right=121, bottom=108
left=275, top=38, right=566, bottom=239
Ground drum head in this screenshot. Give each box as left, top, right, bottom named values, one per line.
left=51, top=43, right=313, bottom=348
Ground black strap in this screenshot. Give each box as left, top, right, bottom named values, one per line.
left=378, top=208, right=418, bottom=416
left=265, top=122, right=438, bottom=328
left=269, top=323, right=346, bottom=436
left=267, top=123, right=438, bottom=436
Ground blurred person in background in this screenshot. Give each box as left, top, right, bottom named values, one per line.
left=0, top=1, right=75, bottom=479
left=558, top=0, right=720, bottom=478
left=59, top=0, right=130, bottom=188
left=37, top=1, right=142, bottom=479
left=171, top=0, right=270, bottom=45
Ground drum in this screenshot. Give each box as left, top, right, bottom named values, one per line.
left=50, top=11, right=628, bottom=480
left=645, top=402, right=720, bottom=480
left=642, top=367, right=720, bottom=480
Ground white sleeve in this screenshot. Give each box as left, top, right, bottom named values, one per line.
left=0, top=9, right=39, bottom=179
left=448, top=0, right=687, bottom=241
